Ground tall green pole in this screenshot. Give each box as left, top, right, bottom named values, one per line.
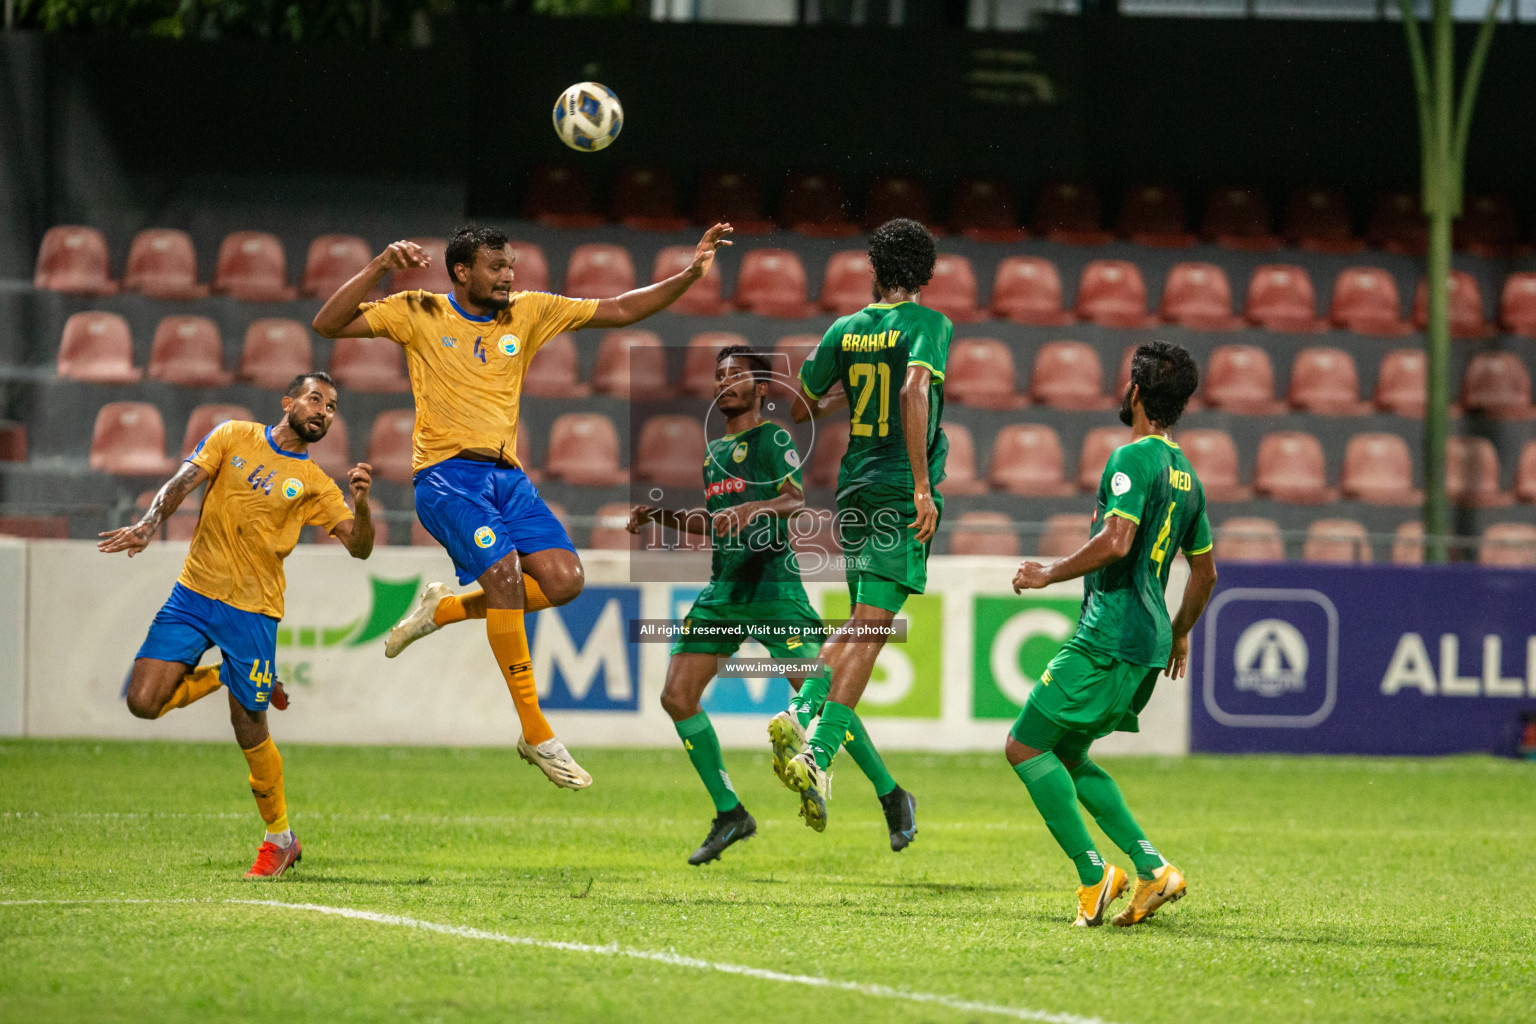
left=1398, top=0, right=1501, bottom=562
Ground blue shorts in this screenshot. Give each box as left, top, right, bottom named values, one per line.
left=136, top=583, right=279, bottom=712
left=414, top=458, right=577, bottom=586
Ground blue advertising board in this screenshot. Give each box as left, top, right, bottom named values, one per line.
left=524, top=586, right=641, bottom=711
left=1190, top=564, right=1536, bottom=755
left=670, top=586, right=796, bottom=714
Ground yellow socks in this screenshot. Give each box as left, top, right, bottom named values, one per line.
left=156, top=664, right=223, bottom=718
left=433, top=577, right=553, bottom=626
left=486, top=608, right=554, bottom=745
left=241, top=736, right=289, bottom=835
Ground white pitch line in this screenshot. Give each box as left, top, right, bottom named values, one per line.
left=0, top=898, right=1119, bottom=1024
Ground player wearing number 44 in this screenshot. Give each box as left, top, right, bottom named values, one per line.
left=99, top=373, right=376, bottom=879
left=1007, top=341, right=1218, bottom=927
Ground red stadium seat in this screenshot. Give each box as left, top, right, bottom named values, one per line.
left=735, top=249, right=812, bottom=318
left=523, top=163, right=603, bottom=229
left=1031, top=182, right=1110, bottom=245
left=1454, top=193, right=1521, bottom=258
left=1254, top=431, right=1333, bottom=504
left=1214, top=517, right=1285, bottom=562
left=1179, top=429, right=1251, bottom=502
left=1288, top=347, right=1369, bottom=416
left=1205, top=345, right=1283, bottom=414
left=695, top=170, right=774, bottom=234
left=1117, top=185, right=1195, bottom=248
left=390, top=237, right=450, bottom=293
left=546, top=414, right=627, bottom=487
left=35, top=226, right=116, bottom=295
left=864, top=176, right=934, bottom=232
left=90, top=402, right=177, bottom=476
left=1075, top=260, right=1157, bottom=328
left=791, top=507, right=842, bottom=558
left=1479, top=523, right=1536, bottom=567
left=304, top=411, right=352, bottom=480
left=1459, top=351, right=1533, bottom=420
left=411, top=519, right=435, bottom=547
left=1077, top=426, right=1128, bottom=492
left=1517, top=440, right=1536, bottom=503
left=366, top=410, right=416, bottom=484
left=57, top=312, right=141, bottom=384
left=1038, top=513, right=1093, bottom=559
left=124, top=228, right=207, bottom=299
left=0, top=422, right=27, bottom=463
left=510, top=241, right=550, bottom=293
left=652, top=245, right=723, bottom=316
left=1029, top=340, right=1113, bottom=410
left=1375, top=348, right=1428, bottom=418
left=1115, top=343, right=1137, bottom=397
left=991, top=256, right=1075, bottom=326
left=923, top=254, right=981, bottom=322
left=806, top=419, right=849, bottom=490
left=1283, top=188, right=1362, bottom=253
left=1367, top=190, right=1427, bottom=255
left=780, top=171, right=857, bottom=236
left=949, top=179, right=1026, bottom=242
left=683, top=332, right=747, bottom=399
left=635, top=416, right=708, bottom=488
left=148, top=316, right=233, bottom=387
left=987, top=424, right=1077, bottom=497
left=565, top=243, right=635, bottom=300
left=214, top=231, right=295, bottom=301
left=1414, top=271, right=1494, bottom=339
left=948, top=511, right=1018, bottom=557
left=592, top=329, right=668, bottom=401
left=589, top=503, right=636, bottom=551
left=772, top=334, right=821, bottom=383
left=1500, top=272, right=1536, bottom=338
left=523, top=332, right=590, bottom=399
left=302, top=234, right=371, bottom=298
left=1329, top=267, right=1413, bottom=336
left=1392, top=521, right=1424, bottom=565
left=1202, top=187, right=1280, bottom=250
left=1303, top=519, right=1372, bottom=564
left=946, top=338, right=1025, bottom=410
left=820, top=250, right=875, bottom=315
left=939, top=422, right=987, bottom=496
left=330, top=336, right=409, bottom=393
left=0, top=516, right=69, bottom=540
left=238, top=319, right=313, bottom=391
left=1340, top=433, right=1421, bottom=506
left=1161, top=262, right=1242, bottom=330
left=1245, top=264, right=1326, bottom=332
left=181, top=404, right=253, bottom=457
left=609, top=165, right=687, bottom=231
left=1447, top=436, right=1510, bottom=508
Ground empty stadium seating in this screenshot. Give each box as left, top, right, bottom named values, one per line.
left=806, top=419, right=849, bottom=490
left=1179, top=429, right=1250, bottom=502
left=1340, top=433, right=1420, bottom=506
left=330, top=336, right=409, bottom=393
left=948, top=511, right=1018, bottom=556
left=1302, top=518, right=1372, bottom=563
left=524, top=163, right=603, bottom=229
left=820, top=250, right=875, bottom=315
left=924, top=255, right=981, bottom=322
left=182, top=404, right=253, bottom=457
left=1367, top=190, right=1426, bottom=254
left=988, top=424, right=1076, bottom=497
left=58, top=312, right=141, bottom=384
left=1214, top=517, right=1285, bottom=562
left=634, top=416, right=707, bottom=488
left=695, top=170, right=774, bottom=233
left=1254, top=431, right=1333, bottom=504
left=780, top=171, right=856, bottom=236
left=1203, top=187, right=1280, bottom=250
left=1204, top=345, right=1284, bottom=414
left=1162, top=262, right=1242, bottom=330
left=511, top=241, right=551, bottom=293
left=1076, top=260, right=1157, bottom=328
left=1117, top=185, right=1195, bottom=248
left=949, top=179, right=1026, bottom=241
left=545, top=413, right=627, bottom=486
left=391, top=238, right=449, bottom=293
left=735, top=249, right=812, bottom=318
left=1454, top=194, right=1521, bottom=258
left=366, top=409, right=415, bottom=483
left=565, top=243, right=635, bottom=300
left=1038, top=513, right=1091, bottom=558
left=773, top=334, right=821, bottom=382
left=1459, top=351, right=1532, bottom=420
left=592, top=329, right=668, bottom=400
left=653, top=246, right=723, bottom=316
left=35, top=226, right=116, bottom=295
left=239, top=319, right=313, bottom=391
left=1077, top=426, right=1127, bottom=492
left=1500, top=272, right=1536, bottom=338
left=864, top=176, right=934, bottom=232
left=588, top=503, right=636, bottom=551
left=1330, top=267, right=1413, bottom=336
left=1245, top=265, right=1326, bottom=332
left=302, top=234, right=371, bottom=299
left=609, top=165, right=687, bottom=231
left=522, top=332, right=590, bottom=398
left=1447, top=436, right=1511, bottom=507
left=0, top=516, right=70, bottom=539
left=1375, top=348, right=1428, bottom=418
left=990, top=256, right=1074, bottom=326
left=1284, top=188, right=1362, bottom=253
left=1392, top=521, right=1425, bottom=565
left=1479, top=522, right=1536, bottom=567
left=683, top=332, right=748, bottom=399
left=1517, top=441, right=1536, bottom=503
left=1413, top=271, right=1494, bottom=339
left=124, top=229, right=207, bottom=299
left=1032, top=182, right=1110, bottom=245
left=1029, top=341, right=1113, bottom=410
left=938, top=423, right=987, bottom=496
left=214, top=231, right=295, bottom=301
left=1288, top=347, right=1369, bottom=416
left=946, top=338, right=1025, bottom=410
left=90, top=402, right=177, bottom=476
left=148, top=316, right=233, bottom=387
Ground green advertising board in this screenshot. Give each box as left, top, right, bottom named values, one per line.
left=972, top=594, right=1081, bottom=720
left=819, top=591, right=941, bottom=719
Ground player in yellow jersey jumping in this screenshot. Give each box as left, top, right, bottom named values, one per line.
left=312, top=222, right=732, bottom=789
left=98, top=372, right=375, bottom=878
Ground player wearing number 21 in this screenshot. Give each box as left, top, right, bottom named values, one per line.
left=98, top=372, right=375, bottom=879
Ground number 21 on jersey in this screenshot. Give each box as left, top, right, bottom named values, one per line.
left=849, top=362, right=891, bottom=437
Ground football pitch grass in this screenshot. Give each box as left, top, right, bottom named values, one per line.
left=2, top=741, right=1533, bottom=1024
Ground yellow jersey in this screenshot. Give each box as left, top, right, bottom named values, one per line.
left=360, top=289, right=597, bottom=474
left=179, top=420, right=353, bottom=619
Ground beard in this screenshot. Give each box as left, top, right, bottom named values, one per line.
left=479, top=291, right=511, bottom=312
left=1118, top=385, right=1135, bottom=427
left=289, top=411, right=328, bottom=443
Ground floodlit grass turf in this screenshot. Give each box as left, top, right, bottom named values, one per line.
left=1, top=741, right=1533, bottom=1024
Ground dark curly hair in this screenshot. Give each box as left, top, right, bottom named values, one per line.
left=717, top=344, right=772, bottom=380
left=1130, top=341, right=1199, bottom=428
left=445, top=224, right=509, bottom=285
left=868, top=218, right=936, bottom=295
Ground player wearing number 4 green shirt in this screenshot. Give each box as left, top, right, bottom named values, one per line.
left=1007, top=340, right=1219, bottom=928
left=628, top=345, right=915, bottom=866
left=775, top=219, right=946, bottom=835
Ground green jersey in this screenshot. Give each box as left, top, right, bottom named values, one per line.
left=799, top=301, right=951, bottom=504
left=1075, top=435, right=1214, bottom=667
left=697, top=419, right=805, bottom=604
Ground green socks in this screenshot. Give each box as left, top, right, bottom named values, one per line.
left=1070, top=758, right=1165, bottom=880
left=843, top=711, right=896, bottom=797
left=674, top=711, right=739, bottom=814
left=1015, top=751, right=1104, bottom=886
left=788, top=673, right=831, bottom=730
left=807, top=700, right=853, bottom=770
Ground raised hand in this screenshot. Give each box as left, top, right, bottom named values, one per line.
left=626, top=505, right=657, bottom=534
left=1012, top=560, right=1052, bottom=593
left=348, top=462, right=373, bottom=503
left=689, top=223, right=734, bottom=276
left=98, top=520, right=155, bottom=557
left=376, top=240, right=430, bottom=272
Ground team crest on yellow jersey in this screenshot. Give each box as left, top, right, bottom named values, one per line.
left=474, top=525, right=497, bottom=548
left=732, top=442, right=748, bottom=463
left=282, top=478, right=304, bottom=500
left=498, top=334, right=520, bottom=356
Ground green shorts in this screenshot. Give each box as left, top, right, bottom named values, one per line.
left=838, top=490, right=943, bottom=613
left=1009, top=637, right=1160, bottom=757
left=670, top=594, right=826, bottom=659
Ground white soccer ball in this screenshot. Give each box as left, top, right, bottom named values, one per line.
left=552, top=82, right=623, bottom=153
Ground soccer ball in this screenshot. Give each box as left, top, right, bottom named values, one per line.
left=552, top=82, right=623, bottom=152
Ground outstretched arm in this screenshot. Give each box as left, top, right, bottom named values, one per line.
left=791, top=382, right=847, bottom=424
left=901, top=365, right=938, bottom=543
left=628, top=505, right=712, bottom=536
left=313, top=241, right=430, bottom=339
left=328, top=463, right=376, bottom=559
left=1165, top=550, right=1217, bottom=679
left=1013, top=515, right=1137, bottom=592
left=585, top=224, right=733, bottom=329
left=98, top=462, right=208, bottom=556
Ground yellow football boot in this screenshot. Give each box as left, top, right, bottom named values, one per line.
left=1073, top=863, right=1129, bottom=927
left=1112, top=864, right=1186, bottom=927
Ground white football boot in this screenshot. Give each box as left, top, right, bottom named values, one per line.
left=517, top=735, right=593, bottom=790
left=384, top=581, right=453, bottom=658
